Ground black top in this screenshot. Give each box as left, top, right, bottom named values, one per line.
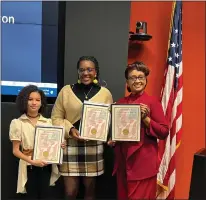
left=71, top=83, right=101, bottom=129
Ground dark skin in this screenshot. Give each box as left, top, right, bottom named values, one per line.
left=127, top=69, right=150, bottom=124
left=69, top=127, right=84, bottom=141
left=140, top=103, right=150, bottom=127
left=69, top=60, right=97, bottom=140
left=108, top=69, right=150, bottom=146
left=65, top=60, right=98, bottom=200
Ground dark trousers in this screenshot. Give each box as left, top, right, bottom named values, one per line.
left=24, top=165, right=52, bottom=199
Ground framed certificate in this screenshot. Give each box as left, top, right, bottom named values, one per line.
left=32, top=125, right=65, bottom=164
left=111, top=104, right=141, bottom=141
left=79, top=101, right=111, bottom=142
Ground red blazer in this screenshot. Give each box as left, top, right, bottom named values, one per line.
left=113, top=92, right=169, bottom=180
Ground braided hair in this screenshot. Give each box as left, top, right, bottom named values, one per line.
left=77, top=56, right=100, bottom=80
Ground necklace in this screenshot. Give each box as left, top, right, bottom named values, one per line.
left=27, top=114, right=40, bottom=118
left=84, top=86, right=93, bottom=99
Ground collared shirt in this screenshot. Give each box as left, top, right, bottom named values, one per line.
left=9, top=114, right=52, bottom=151
left=9, top=114, right=59, bottom=194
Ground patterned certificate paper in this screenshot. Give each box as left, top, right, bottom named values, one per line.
left=33, top=125, right=65, bottom=164
left=79, top=101, right=111, bottom=142
left=111, top=104, right=141, bottom=141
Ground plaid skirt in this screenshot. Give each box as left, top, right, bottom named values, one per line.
left=59, top=138, right=104, bottom=176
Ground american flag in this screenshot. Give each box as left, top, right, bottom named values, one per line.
left=157, top=1, right=182, bottom=199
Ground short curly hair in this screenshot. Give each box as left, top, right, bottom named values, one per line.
left=16, top=85, right=47, bottom=114
left=125, top=61, right=150, bottom=80
left=77, top=56, right=100, bottom=79
left=125, top=61, right=150, bottom=92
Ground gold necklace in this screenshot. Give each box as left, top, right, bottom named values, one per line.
left=84, top=86, right=93, bottom=99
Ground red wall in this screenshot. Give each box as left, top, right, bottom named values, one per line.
left=128, top=2, right=205, bottom=199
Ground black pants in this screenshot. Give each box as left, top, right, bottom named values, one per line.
left=25, top=165, right=52, bottom=199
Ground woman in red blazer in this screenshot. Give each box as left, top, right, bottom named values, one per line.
left=108, top=62, right=169, bottom=200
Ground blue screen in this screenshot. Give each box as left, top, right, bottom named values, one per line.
left=1, top=2, right=42, bottom=24
left=2, top=24, right=42, bottom=82
left=1, top=2, right=58, bottom=97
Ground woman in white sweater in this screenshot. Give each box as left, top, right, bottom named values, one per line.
left=9, top=85, right=65, bottom=199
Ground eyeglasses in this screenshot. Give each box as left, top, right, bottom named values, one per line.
left=78, top=67, right=95, bottom=74
left=128, top=76, right=145, bottom=82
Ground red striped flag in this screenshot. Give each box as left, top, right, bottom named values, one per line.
left=157, top=1, right=182, bottom=199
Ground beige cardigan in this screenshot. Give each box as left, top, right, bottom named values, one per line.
left=51, top=85, right=113, bottom=138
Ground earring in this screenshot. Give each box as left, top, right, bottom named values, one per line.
left=77, top=79, right=81, bottom=84
left=93, top=79, right=98, bottom=84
